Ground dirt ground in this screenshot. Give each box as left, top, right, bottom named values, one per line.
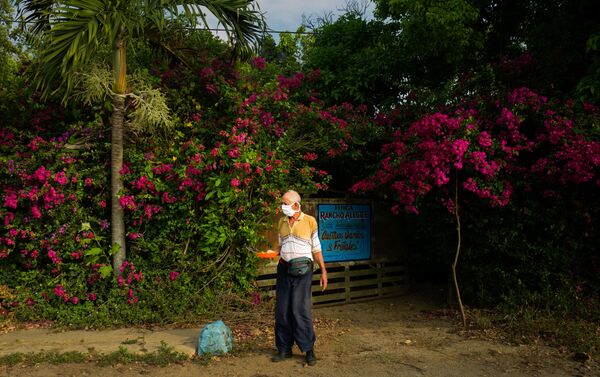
left=0, top=285, right=597, bottom=377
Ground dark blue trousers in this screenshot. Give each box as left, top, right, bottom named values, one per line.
left=275, top=260, right=316, bottom=353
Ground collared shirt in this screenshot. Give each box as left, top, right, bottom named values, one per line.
left=278, top=212, right=322, bottom=262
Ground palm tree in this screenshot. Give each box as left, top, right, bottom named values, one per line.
left=19, top=0, right=264, bottom=276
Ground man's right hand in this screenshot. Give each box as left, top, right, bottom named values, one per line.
left=320, top=270, right=328, bottom=291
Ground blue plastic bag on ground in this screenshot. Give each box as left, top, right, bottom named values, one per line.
left=197, top=320, right=234, bottom=355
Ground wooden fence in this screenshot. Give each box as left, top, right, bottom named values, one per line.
left=255, top=259, right=408, bottom=306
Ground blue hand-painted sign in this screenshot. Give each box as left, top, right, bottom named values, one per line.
left=317, top=204, right=371, bottom=262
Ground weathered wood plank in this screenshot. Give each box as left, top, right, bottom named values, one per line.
left=255, top=259, right=408, bottom=306
left=311, top=292, right=347, bottom=303
left=349, top=288, right=381, bottom=299
left=382, top=266, right=406, bottom=273
left=256, top=278, right=277, bottom=287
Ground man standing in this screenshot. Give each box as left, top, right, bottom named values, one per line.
left=271, top=190, right=328, bottom=366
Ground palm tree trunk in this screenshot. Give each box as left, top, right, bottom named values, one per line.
left=111, top=36, right=127, bottom=276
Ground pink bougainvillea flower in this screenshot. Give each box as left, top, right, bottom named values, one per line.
left=206, top=83, right=218, bottom=95
left=251, top=56, right=266, bottom=70
left=119, top=195, right=136, bottom=210
left=119, top=164, right=131, bottom=175
left=119, top=261, right=129, bottom=272
left=47, top=249, right=61, bottom=264
left=477, top=131, right=493, bottom=147
left=54, top=171, right=68, bottom=185
left=277, top=72, right=304, bottom=90
left=4, top=192, right=18, bottom=209
left=134, top=175, right=155, bottom=191
left=200, top=67, right=214, bottom=80
left=33, top=166, right=51, bottom=182
left=4, top=212, right=14, bottom=227
left=54, top=284, right=65, bottom=298
left=303, top=152, right=318, bottom=161
left=228, top=148, right=241, bottom=158
left=162, top=192, right=177, bottom=203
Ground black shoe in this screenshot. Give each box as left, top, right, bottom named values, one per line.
left=271, top=350, right=292, bottom=362
left=305, top=350, right=317, bottom=366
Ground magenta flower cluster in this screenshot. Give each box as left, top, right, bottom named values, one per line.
left=352, top=87, right=600, bottom=214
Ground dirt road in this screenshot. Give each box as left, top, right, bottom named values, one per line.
left=0, top=285, right=597, bottom=377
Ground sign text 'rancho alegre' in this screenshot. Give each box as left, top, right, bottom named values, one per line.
left=317, top=204, right=371, bottom=262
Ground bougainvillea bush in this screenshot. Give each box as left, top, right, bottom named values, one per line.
left=0, top=42, right=383, bottom=325
left=353, top=87, right=600, bottom=213
left=352, top=77, right=600, bottom=316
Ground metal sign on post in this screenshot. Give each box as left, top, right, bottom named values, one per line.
left=317, top=203, right=371, bottom=262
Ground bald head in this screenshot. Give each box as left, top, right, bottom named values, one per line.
left=282, top=190, right=301, bottom=205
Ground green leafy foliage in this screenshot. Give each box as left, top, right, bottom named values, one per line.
left=0, top=30, right=383, bottom=326
left=302, top=13, right=405, bottom=110
left=372, top=0, right=600, bottom=99
left=375, top=0, right=483, bottom=86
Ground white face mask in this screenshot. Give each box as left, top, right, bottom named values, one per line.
left=281, top=203, right=299, bottom=217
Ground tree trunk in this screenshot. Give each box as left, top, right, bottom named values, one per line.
left=111, top=36, right=127, bottom=276
left=452, top=175, right=467, bottom=327
left=111, top=93, right=126, bottom=275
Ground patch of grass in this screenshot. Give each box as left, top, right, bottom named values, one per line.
left=0, top=353, right=26, bottom=366
left=154, top=341, right=190, bottom=365
left=469, top=309, right=494, bottom=330
left=96, top=346, right=138, bottom=366
left=191, top=353, right=214, bottom=366
left=121, top=338, right=140, bottom=345
left=509, top=313, right=600, bottom=355
left=0, top=350, right=88, bottom=366
left=96, top=341, right=189, bottom=367
left=468, top=308, right=600, bottom=357
left=0, top=341, right=190, bottom=367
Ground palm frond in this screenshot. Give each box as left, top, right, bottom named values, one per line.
left=24, top=0, right=265, bottom=100
left=34, top=0, right=110, bottom=99
left=17, top=0, right=55, bottom=36
left=169, top=0, right=266, bottom=59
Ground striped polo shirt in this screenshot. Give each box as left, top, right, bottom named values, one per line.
left=278, top=212, right=322, bottom=262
